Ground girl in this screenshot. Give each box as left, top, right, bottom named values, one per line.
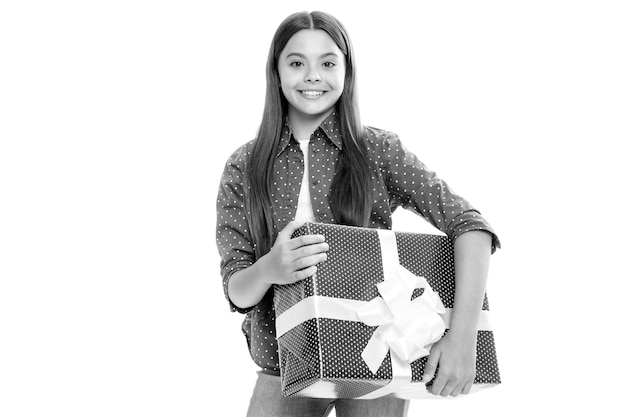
left=216, top=11, right=500, bottom=417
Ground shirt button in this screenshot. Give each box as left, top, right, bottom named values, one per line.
left=312, top=179, right=320, bottom=186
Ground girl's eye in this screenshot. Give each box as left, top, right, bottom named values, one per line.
left=323, top=62, right=336, bottom=68
left=290, top=61, right=303, bottom=67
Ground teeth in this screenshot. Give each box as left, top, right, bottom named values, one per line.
left=301, top=91, right=324, bottom=97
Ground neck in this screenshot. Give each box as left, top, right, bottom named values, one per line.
left=288, top=108, right=333, bottom=141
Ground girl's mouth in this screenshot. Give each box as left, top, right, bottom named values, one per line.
left=299, top=90, right=325, bottom=98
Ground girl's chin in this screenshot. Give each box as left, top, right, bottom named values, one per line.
left=289, top=106, right=334, bottom=121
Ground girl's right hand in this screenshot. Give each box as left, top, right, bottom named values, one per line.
left=258, top=221, right=329, bottom=286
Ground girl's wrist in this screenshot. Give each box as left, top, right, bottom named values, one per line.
left=446, top=321, right=479, bottom=342
left=254, top=255, right=276, bottom=287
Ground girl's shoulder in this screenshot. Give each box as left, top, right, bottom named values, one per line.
left=362, top=125, right=403, bottom=148
left=223, top=139, right=256, bottom=168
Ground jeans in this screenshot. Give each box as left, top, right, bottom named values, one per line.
left=246, top=372, right=410, bottom=417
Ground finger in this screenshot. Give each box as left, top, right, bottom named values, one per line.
left=450, top=380, right=465, bottom=397
left=293, top=252, right=328, bottom=271
left=460, top=380, right=473, bottom=395
left=276, top=221, right=306, bottom=243
left=439, top=380, right=457, bottom=397
left=288, top=234, right=326, bottom=249
left=290, top=265, right=319, bottom=282
left=428, top=374, right=447, bottom=396
left=422, top=349, right=440, bottom=384
left=293, top=242, right=329, bottom=258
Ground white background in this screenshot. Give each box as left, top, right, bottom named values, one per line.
left=1, top=1, right=625, bottom=416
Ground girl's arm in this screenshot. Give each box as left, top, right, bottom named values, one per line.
left=422, top=230, right=492, bottom=396
left=369, top=131, right=498, bottom=395
left=217, top=147, right=328, bottom=311
left=227, top=221, right=328, bottom=310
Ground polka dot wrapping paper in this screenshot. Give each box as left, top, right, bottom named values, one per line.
left=273, top=222, right=500, bottom=399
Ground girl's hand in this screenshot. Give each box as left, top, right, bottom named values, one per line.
left=258, top=221, right=329, bottom=286
left=422, top=330, right=477, bottom=397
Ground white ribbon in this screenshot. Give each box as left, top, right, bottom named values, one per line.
left=353, top=229, right=446, bottom=398
left=356, top=229, right=446, bottom=374
left=357, top=266, right=447, bottom=374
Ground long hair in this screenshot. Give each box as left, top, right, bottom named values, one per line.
left=248, top=11, right=374, bottom=257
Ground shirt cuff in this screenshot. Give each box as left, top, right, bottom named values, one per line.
left=447, top=211, right=501, bottom=254
left=222, top=262, right=256, bottom=314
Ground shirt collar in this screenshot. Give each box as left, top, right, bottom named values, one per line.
left=277, top=111, right=343, bottom=155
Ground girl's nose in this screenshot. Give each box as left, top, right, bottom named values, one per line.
left=305, top=70, right=321, bottom=83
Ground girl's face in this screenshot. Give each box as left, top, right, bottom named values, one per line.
left=277, top=29, right=346, bottom=126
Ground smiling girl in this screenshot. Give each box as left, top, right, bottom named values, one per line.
left=216, top=11, right=500, bottom=417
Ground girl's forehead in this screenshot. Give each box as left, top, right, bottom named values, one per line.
left=281, top=29, right=342, bottom=57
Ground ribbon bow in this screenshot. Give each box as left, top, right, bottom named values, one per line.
left=357, top=234, right=446, bottom=374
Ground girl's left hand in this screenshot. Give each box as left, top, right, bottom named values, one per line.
left=422, top=330, right=477, bottom=397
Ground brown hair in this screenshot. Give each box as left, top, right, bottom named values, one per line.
left=248, top=11, right=374, bottom=257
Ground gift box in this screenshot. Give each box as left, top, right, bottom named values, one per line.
left=273, top=222, right=500, bottom=399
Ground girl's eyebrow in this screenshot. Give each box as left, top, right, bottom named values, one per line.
left=285, top=52, right=340, bottom=59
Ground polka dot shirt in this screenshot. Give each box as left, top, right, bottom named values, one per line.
left=215, top=112, right=500, bottom=374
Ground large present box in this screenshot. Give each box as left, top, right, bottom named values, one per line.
left=273, top=222, right=500, bottom=399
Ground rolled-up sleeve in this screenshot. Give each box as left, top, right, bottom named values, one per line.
left=216, top=144, right=257, bottom=313
left=378, top=132, right=501, bottom=253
